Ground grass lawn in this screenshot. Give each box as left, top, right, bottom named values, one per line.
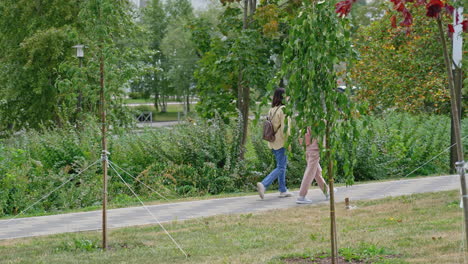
left=0, top=190, right=465, bottom=264
left=124, top=98, right=152, bottom=104
left=153, top=104, right=185, bottom=122
left=128, top=102, right=270, bottom=122
left=130, top=104, right=185, bottom=122
left=152, top=111, right=180, bottom=122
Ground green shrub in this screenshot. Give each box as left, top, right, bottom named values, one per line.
left=350, top=112, right=465, bottom=181
left=0, top=121, right=102, bottom=216
left=128, top=92, right=143, bottom=99
left=108, top=114, right=246, bottom=199
left=251, top=112, right=467, bottom=183
left=0, top=112, right=465, bottom=217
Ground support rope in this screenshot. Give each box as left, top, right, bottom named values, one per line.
left=379, top=135, right=468, bottom=196
left=372, top=136, right=467, bottom=261
left=108, top=159, right=229, bottom=245
left=107, top=160, right=170, bottom=201
left=109, top=162, right=188, bottom=258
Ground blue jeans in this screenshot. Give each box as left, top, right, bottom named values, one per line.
left=261, top=147, right=287, bottom=192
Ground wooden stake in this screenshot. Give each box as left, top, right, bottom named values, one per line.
left=345, top=198, right=350, bottom=209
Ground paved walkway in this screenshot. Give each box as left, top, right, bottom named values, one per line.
left=0, top=175, right=460, bottom=240
left=125, top=102, right=195, bottom=107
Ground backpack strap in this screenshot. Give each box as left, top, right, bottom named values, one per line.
left=269, top=106, right=284, bottom=133
left=268, top=105, right=283, bottom=120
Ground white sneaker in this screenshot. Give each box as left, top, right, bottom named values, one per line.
left=324, top=188, right=338, bottom=200
left=279, top=191, right=293, bottom=198
left=296, top=196, right=313, bottom=204
left=257, top=182, right=265, bottom=199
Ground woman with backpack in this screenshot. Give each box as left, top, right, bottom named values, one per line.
left=256, top=87, right=293, bottom=199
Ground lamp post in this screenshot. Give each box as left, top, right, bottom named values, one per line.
left=99, top=46, right=108, bottom=250
left=72, top=45, right=85, bottom=65
left=72, top=45, right=86, bottom=118
left=72, top=44, right=109, bottom=250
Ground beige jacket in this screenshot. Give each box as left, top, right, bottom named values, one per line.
left=267, top=106, right=291, bottom=150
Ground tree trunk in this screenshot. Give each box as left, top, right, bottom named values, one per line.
left=249, top=0, right=256, bottom=16
left=186, top=93, right=190, bottom=113
left=237, top=0, right=254, bottom=160
left=161, top=95, right=167, bottom=113
left=437, top=18, right=464, bottom=165
left=237, top=70, right=246, bottom=159
left=241, top=84, right=250, bottom=149
left=450, top=68, right=463, bottom=173
left=326, top=123, right=338, bottom=264
left=437, top=17, right=467, bottom=250
left=153, top=92, right=160, bottom=112
left=243, top=0, right=248, bottom=29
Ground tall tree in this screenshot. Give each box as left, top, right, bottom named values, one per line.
left=165, top=0, right=193, bottom=19
left=139, top=0, right=197, bottom=113
left=161, top=20, right=198, bottom=112
left=140, top=0, right=168, bottom=111
left=282, top=2, right=359, bottom=262
left=162, top=0, right=196, bottom=113
left=195, top=1, right=280, bottom=157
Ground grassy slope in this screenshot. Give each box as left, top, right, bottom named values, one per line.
left=0, top=190, right=464, bottom=264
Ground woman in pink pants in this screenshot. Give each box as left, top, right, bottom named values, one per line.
left=296, top=127, right=336, bottom=204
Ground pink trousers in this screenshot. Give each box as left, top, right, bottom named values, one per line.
left=298, top=139, right=329, bottom=197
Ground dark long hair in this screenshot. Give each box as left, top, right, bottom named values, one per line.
left=272, top=87, right=285, bottom=107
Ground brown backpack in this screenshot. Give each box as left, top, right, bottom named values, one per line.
left=262, top=106, right=282, bottom=142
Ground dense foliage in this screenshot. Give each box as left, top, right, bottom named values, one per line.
left=194, top=6, right=275, bottom=121
left=1, top=113, right=465, bottom=217
left=352, top=5, right=455, bottom=114
left=0, top=0, right=144, bottom=132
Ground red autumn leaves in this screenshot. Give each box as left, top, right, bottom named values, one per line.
left=463, top=20, right=468, bottom=32
left=425, top=0, right=443, bottom=18
left=335, top=0, right=357, bottom=18
left=448, top=23, right=454, bottom=38
left=335, top=0, right=467, bottom=34
left=335, top=0, right=412, bottom=27
left=389, top=0, right=413, bottom=27
left=425, top=0, right=454, bottom=18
